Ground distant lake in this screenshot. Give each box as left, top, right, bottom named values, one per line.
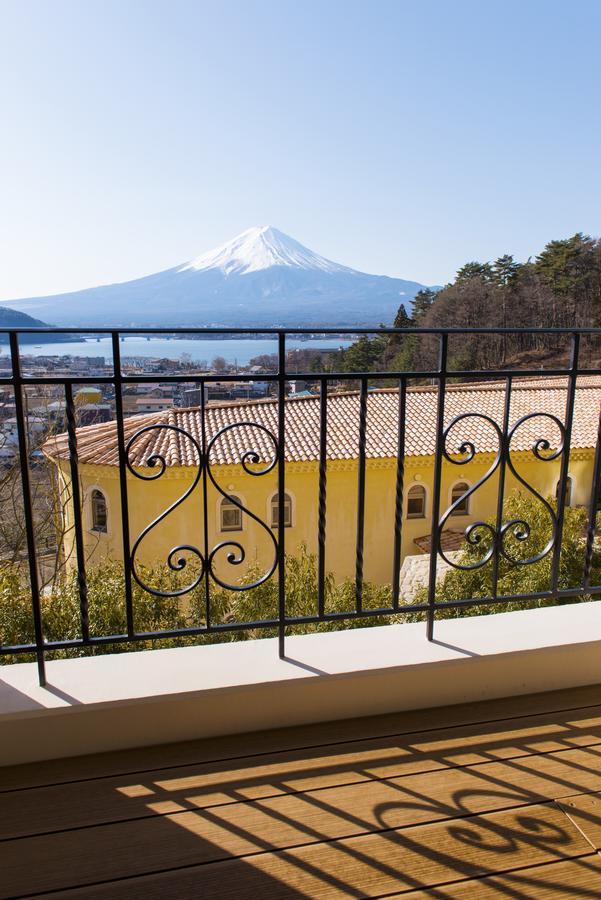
left=10, top=336, right=353, bottom=365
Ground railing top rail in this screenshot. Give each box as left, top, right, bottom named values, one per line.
left=1, top=326, right=601, bottom=335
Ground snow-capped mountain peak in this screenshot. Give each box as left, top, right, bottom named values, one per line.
left=2, top=225, right=433, bottom=327
left=180, top=225, right=356, bottom=277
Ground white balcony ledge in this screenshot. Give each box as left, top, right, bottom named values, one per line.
left=1, top=601, right=601, bottom=767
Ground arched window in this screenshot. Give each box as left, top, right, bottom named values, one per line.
left=451, top=482, right=470, bottom=516
left=555, top=476, right=573, bottom=508
left=271, top=492, right=292, bottom=528
left=91, top=489, right=107, bottom=533
left=407, top=484, right=426, bottom=519
left=220, top=495, right=243, bottom=532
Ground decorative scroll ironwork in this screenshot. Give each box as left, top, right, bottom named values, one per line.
left=126, top=424, right=205, bottom=597
left=503, top=413, right=566, bottom=565
left=205, top=422, right=279, bottom=591
left=125, top=420, right=279, bottom=598
left=438, top=411, right=566, bottom=571
left=438, top=413, right=503, bottom=570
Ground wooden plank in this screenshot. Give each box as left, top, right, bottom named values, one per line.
left=2, top=682, right=601, bottom=792
left=3, top=745, right=601, bottom=897
left=557, top=790, right=601, bottom=849
left=4, top=697, right=601, bottom=839
left=394, top=855, right=601, bottom=898
left=4, top=706, right=601, bottom=841
left=20, top=803, right=591, bottom=899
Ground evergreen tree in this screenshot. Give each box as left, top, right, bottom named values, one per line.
left=338, top=334, right=387, bottom=374
left=411, top=288, right=438, bottom=323
left=331, top=231, right=600, bottom=377
left=535, top=233, right=595, bottom=295
left=456, top=261, right=494, bottom=283
left=493, top=254, right=521, bottom=287
left=393, top=303, right=412, bottom=329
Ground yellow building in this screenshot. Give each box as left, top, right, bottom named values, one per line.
left=74, top=386, right=103, bottom=405
left=44, top=377, right=601, bottom=591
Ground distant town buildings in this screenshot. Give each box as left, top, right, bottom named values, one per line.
left=0, top=350, right=329, bottom=466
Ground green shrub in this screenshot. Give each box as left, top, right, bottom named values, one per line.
left=0, top=545, right=394, bottom=663
left=2, top=498, right=598, bottom=666
left=408, top=493, right=600, bottom=621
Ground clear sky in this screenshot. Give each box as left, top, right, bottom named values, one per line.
left=1, top=0, right=600, bottom=299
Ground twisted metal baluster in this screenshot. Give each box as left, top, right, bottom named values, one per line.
left=317, top=380, right=328, bottom=617
left=491, top=376, right=512, bottom=599
left=583, top=411, right=601, bottom=589
left=65, top=383, right=89, bottom=640
left=355, top=378, right=368, bottom=613
left=391, top=377, right=406, bottom=609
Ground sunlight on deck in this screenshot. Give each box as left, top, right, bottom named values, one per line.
left=3, top=685, right=601, bottom=896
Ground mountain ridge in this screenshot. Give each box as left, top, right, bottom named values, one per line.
left=0, top=305, right=79, bottom=344
left=0, top=227, right=432, bottom=328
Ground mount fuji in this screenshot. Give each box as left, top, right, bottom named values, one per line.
left=1, top=226, right=431, bottom=327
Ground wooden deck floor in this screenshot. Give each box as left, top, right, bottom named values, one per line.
left=3, top=686, right=601, bottom=897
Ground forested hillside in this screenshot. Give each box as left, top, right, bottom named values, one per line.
left=334, top=233, right=601, bottom=374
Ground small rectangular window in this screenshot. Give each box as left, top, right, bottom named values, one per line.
left=451, top=483, right=470, bottom=516
left=271, top=494, right=292, bottom=528
left=221, top=497, right=243, bottom=532
left=407, top=498, right=424, bottom=518
left=407, top=485, right=426, bottom=519
left=91, top=490, right=107, bottom=533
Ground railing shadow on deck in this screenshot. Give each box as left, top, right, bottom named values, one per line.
left=7, top=702, right=601, bottom=896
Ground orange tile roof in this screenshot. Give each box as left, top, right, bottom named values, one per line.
left=43, top=376, right=601, bottom=469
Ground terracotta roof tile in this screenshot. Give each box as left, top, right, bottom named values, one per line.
left=43, top=376, right=601, bottom=468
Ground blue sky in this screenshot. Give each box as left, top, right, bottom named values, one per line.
left=1, top=0, right=600, bottom=299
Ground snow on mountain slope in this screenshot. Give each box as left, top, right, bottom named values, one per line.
left=1, top=227, right=432, bottom=327
left=180, top=225, right=355, bottom=276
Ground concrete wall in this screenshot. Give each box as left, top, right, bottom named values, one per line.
left=2, top=603, right=601, bottom=766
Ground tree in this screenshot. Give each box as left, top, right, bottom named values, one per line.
left=493, top=254, right=521, bottom=287
left=535, top=233, right=593, bottom=295
left=338, top=334, right=387, bottom=375
left=0, top=391, right=80, bottom=593
left=249, top=353, right=278, bottom=371
left=0, top=546, right=393, bottom=663
left=411, top=288, right=438, bottom=324
left=382, top=302, right=418, bottom=372
left=213, top=543, right=391, bottom=638
left=456, top=261, right=494, bottom=283
left=211, top=356, right=228, bottom=374
left=275, top=232, right=601, bottom=381
left=534, top=233, right=601, bottom=327
left=409, top=234, right=601, bottom=369
left=492, top=255, right=522, bottom=360
left=393, top=304, right=412, bottom=329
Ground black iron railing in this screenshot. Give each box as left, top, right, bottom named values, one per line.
left=0, top=326, right=600, bottom=686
